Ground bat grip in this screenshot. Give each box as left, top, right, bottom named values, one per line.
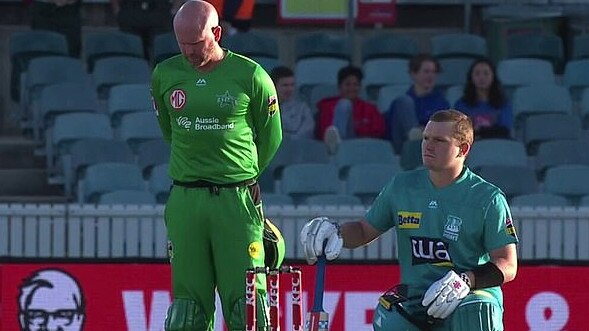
left=311, top=254, right=326, bottom=312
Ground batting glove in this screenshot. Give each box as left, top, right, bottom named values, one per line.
left=300, top=217, right=343, bottom=265
left=422, top=270, right=470, bottom=319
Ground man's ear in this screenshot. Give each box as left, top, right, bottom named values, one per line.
left=458, top=143, right=470, bottom=158
left=212, top=25, right=222, bottom=42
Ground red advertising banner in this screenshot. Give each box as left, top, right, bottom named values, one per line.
left=0, top=263, right=586, bottom=330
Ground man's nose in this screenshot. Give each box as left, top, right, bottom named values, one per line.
left=45, top=316, right=64, bottom=331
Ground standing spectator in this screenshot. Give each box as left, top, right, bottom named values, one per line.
left=151, top=1, right=282, bottom=329
left=316, top=65, right=386, bottom=153
left=301, top=109, right=518, bottom=330
left=270, top=66, right=315, bottom=140
left=454, top=58, right=513, bottom=139
left=386, top=54, right=449, bottom=152
left=206, top=0, right=255, bottom=35
left=30, top=0, right=81, bottom=56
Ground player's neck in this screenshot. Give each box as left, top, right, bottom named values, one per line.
left=429, top=166, right=464, bottom=188
left=197, top=47, right=226, bottom=73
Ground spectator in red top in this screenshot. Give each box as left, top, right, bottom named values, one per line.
left=316, top=65, right=386, bottom=153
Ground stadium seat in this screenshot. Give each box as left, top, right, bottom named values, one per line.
left=265, top=138, right=330, bottom=181
left=83, top=31, right=144, bottom=71
left=80, top=162, right=146, bottom=203
left=445, top=85, right=464, bottom=106
left=34, top=82, right=100, bottom=141
left=308, top=84, right=339, bottom=111
left=377, top=84, right=411, bottom=113
left=523, top=114, right=581, bottom=155
left=544, top=165, right=589, bottom=203
left=580, top=195, right=589, bottom=207
left=347, top=163, right=397, bottom=204
left=148, top=163, right=172, bottom=203
left=98, top=189, right=157, bottom=205
left=251, top=56, right=281, bottom=72
left=61, top=138, right=135, bottom=197
left=295, top=57, right=349, bottom=100
left=10, top=30, right=69, bottom=102
left=92, top=56, right=151, bottom=99
left=153, top=32, right=180, bottom=64
left=118, top=112, right=163, bottom=152
left=476, top=165, right=539, bottom=199
left=563, top=59, right=589, bottom=101
left=572, top=34, right=589, bottom=59
left=510, top=193, right=570, bottom=207
left=136, top=139, right=171, bottom=177
left=506, top=33, right=564, bottom=71
left=281, top=163, right=340, bottom=203
left=362, top=33, right=419, bottom=61
left=222, top=30, right=279, bottom=59
left=497, top=58, right=555, bottom=97
left=535, top=139, right=589, bottom=177
left=263, top=193, right=294, bottom=206
left=581, top=88, right=589, bottom=129
left=437, top=58, right=474, bottom=88
left=108, top=83, right=152, bottom=127
left=362, top=59, right=410, bottom=100
left=333, top=138, right=397, bottom=177
left=294, top=32, right=350, bottom=61
left=512, top=84, right=573, bottom=135
left=467, top=139, right=527, bottom=171
left=430, top=33, right=487, bottom=59
left=399, top=139, right=422, bottom=170
left=305, top=194, right=362, bottom=206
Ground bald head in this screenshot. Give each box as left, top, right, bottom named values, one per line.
left=174, top=0, right=219, bottom=34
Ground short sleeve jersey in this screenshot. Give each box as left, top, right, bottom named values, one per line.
left=151, top=51, right=282, bottom=184
left=365, top=168, right=518, bottom=307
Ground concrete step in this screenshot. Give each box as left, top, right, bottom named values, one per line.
left=0, top=169, right=63, bottom=196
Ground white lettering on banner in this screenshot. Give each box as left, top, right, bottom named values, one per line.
left=345, top=292, right=381, bottom=330
left=526, top=291, right=569, bottom=331
left=123, top=291, right=170, bottom=331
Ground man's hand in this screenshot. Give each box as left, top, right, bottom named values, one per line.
left=299, top=217, right=343, bottom=265
left=422, top=270, right=470, bottom=319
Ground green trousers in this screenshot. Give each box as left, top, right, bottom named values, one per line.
left=165, top=183, right=268, bottom=330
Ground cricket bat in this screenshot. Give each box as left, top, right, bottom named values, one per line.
left=305, top=254, right=328, bottom=331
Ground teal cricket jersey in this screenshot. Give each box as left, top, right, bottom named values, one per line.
left=366, top=167, right=518, bottom=307
left=150, top=51, right=282, bottom=183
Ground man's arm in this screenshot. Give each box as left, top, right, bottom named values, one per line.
left=340, top=219, right=383, bottom=249
left=151, top=65, right=172, bottom=144
left=465, top=243, right=517, bottom=289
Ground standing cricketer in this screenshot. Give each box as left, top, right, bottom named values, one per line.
left=300, top=109, right=518, bottom=330
left=150, top=1, right=282, bottom=329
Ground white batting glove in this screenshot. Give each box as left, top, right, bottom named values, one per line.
left=422, top=270, right=470, bottom=319
left=299, top=217, right=343, bottom=265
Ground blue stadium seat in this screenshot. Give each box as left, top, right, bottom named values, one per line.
left=295, top=57, right=349, bottom=99
left=294, top=33, right=349, bottom=61
left=281, top=163, right=340, bottom=203
left=98, top=189, right=157, bottom=205
left=83, top=31, right=144, bottom=71
left=445, top=85, right=464, bottom=106
left=136, top=139, right=171, bottom=177
left=476, top=165, right=539, bottom=199
left=334, top=138, right=397, bottom=177
left=512, top=85, right=573, bottom=135
left=118, top=112, right=163, bottom=152
left=108, top=83, right=152, bottom=127
left=430, top=33, right=487, bottom=59
left=377, top=84, right=411, bottom=113
left=467, top=139, right=528, bottom=171
left=523, top=114, right=581, bottom=155
left=497, top=59, right=555, bottom=97
left=265, top=138, right=330, bottom=181
left=222, top=30, right=279, bottom=59
left=81, top=162, right=145, bottom=203
left=510, top=193, right=570, bottom=207
left=148, top=163, right=172, bottom=204
left=544, top=165, right=589, bottom=203
left=362, top=33, right=418, bottom=61
left=581, top=88, right=589, bottom=129
left=437, top=58, right=473, bottom=88
left=92, top=56, right=151, bottom=99
left=535, top=139, right=589, bottom=177
left=399, top=139, right=422, bottom=170
left=305, top=194, right=362, bottom=206
left=580, top=195, right=589, bottom=207
left=10, top=30, right=69, bottom=102
left=506, top=33, right=564, bottom=70
left=263, top=193, right=295, bottom=206
left=153, top=32, right=180, bottom=64
left=347, top=163, right=397, bottom=204
left=362, top=59, right=410, bottom=100
left=563, top=59, right=589, bottom=101
left=308, top=84, right=339, bottom=112
left=572, top=34, right=589, bottom=59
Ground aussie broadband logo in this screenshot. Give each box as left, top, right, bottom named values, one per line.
left=410, top=237, right=452, bottom=266
left=398, top=211, right=422, bottom=229
left=175, top=116, right=234, bottom=131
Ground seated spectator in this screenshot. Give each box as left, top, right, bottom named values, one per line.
left=316, top=65, right=386, bottom=153
left=270, top=66, right=315, bottom=140
left=454, top=58, right=513, bottom=139
left=385, top=54, right=449, bottom=152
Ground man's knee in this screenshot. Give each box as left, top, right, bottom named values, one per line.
left=227, top=293, right=269, bottom=331
left=449, top=292, right=503, bottom=331
left=164, top=298, right=211, bottom=331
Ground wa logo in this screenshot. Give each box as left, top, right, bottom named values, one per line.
left=410, top=237, right=453, bottom=267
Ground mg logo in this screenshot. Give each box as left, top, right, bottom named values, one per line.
left=170, top=89, right=186, bottom=111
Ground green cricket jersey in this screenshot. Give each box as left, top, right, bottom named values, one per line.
left=366, top=167, right=518, bottom=307
left=151, top=51, right=282, bottom=183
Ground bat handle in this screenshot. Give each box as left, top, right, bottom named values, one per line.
left=311, top=254, right=326, bottom=312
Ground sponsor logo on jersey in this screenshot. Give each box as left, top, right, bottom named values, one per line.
left=505, top=217, right=517, bottom=237
left=217, top=90, right=237, bottom=108
left=443, top=215, right=462, bottom=241
left=428, top=200, right=438, bottom=209
left=170, top=89, right=186, bottom=111
left=398, top=211, right=422, bottom=229
left=268, top=95, right=278, bottom=117
left=410, top=237, right=453, bottom=266
left=248, top=241, right=262, bottom=259
left=196, top=78, right=206, bottom=86
left=176, top=116, right=192, bottom=130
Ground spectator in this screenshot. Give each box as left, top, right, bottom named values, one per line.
left=30, top=0, right=81, bottom=56
left=386, top=54, right=449, bottom=153
left=316, top=65, right=386, bottom=153
left=454, top=58, right=513, bottom=139
left=270, top=66, right=315, bottom=140
left=206, top=0, right=255, bottom=35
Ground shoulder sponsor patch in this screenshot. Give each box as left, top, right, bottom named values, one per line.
left=505, top=217, right=517, bottom=237
left=268, top=95, right=278, bottom=117
left=170, top=89, right=186, bottom=111
left=397, top=211, right=422, bottom=229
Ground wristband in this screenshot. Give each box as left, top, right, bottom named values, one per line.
left=459, top=272, right=472, bottom=288
left=471, top=262, right=504, bottom=289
